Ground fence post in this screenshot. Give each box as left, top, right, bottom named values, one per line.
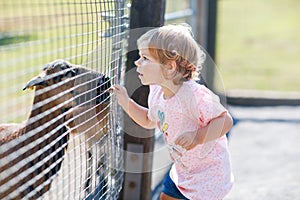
left=190, top=0, right=218, bottom=91
left=119, top=0, right=165, bottom=200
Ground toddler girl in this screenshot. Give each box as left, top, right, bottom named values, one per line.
left=111, top=24, right=234, bottom=200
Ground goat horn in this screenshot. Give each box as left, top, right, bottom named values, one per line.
left=23, top=76, right=46, bottom=90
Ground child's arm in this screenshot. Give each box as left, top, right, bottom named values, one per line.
left=111, top=84, right=156, bottom=129
left=175, top=111, right=233, bottom=150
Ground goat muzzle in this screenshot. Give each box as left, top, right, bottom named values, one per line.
left=23, top=76, right=47, bottom=90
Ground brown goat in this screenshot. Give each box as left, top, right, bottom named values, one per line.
left=0, top=60, right=78, bottom=199
left=0, top=59, right=112, bottom=199
left=0, top=60, right=111, bottom=199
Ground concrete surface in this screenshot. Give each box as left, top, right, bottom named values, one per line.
left=152, top=105, right=300, bottom=200
left=225, top=106, right=300, bottom=200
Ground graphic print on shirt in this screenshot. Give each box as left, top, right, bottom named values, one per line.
left=158, top=110, right=168, bottom=134
left=158, top=110, right=184, bottom=165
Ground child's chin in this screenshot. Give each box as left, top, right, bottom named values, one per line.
left=139, top=79, right=148, bottom=85
left=140, top=81, right=149, bottom=86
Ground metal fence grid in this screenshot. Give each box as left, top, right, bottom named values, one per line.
left=0, top=0, right=129, bottom=199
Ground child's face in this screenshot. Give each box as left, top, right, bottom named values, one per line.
left=135, top=49, right=165, bottom=85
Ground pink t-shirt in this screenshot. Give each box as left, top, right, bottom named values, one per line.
left=148, top=80, right=234, bottom=200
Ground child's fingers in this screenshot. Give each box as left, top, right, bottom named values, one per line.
left=175, top=135, right=196, bottom=150
left=110, top=85, right=117, bottom=90
left=175, top=135, right=186, bottom=146
left=174, top=135, right=182, bottom=146
left=109, top=84, right=121, bottom=92
left=109, top=86, right=114, bottom=92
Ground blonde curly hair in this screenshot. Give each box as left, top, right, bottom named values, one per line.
left=137, top=23, right=206, bottom=84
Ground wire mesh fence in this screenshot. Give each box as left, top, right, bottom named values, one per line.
left=0, top=0, right=129, bottom=199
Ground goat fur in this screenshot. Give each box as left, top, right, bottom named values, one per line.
left=0, top=60, right=78, bottom=199
left=0, top=59, right=111, bottom=199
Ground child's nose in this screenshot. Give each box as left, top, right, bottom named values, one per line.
left=134, top=59, right=140, bottom=67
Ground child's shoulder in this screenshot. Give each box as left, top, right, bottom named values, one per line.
left=149, top=84, right=161, bottom=93
left=184, top=80, right=219, bottom=103
left=149, top=84, right=163, bottom=100
left=185, top=79, right=210, bottom=93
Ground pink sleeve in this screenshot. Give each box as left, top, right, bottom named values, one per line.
left=192, top=86, right=227, bottom=127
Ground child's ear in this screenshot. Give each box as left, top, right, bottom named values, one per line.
left=164, top=61, right=178, bottom=79
left=168, top=61, right=177, bottom=71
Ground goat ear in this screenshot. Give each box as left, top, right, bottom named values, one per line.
left=23, top=76, right=46, bottom=90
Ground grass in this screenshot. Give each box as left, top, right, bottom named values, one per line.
left=216, top=0, right=300, bottom=92
left=0, top=0, right=116, bottom=123
left=0, top=34, right=37, bottom=46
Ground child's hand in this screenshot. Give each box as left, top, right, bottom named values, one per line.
left=175, top=130, right=199, bottom=150
left=110, top=84, right=129, bottom=109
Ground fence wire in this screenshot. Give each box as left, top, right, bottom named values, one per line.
left=0, top=0, right=129, bottom=199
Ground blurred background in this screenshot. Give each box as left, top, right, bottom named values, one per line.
left=166, top=0, right=300, bottom=92
left=1, top=0, right=299, bottom=199
left=217, top=0, right=300, bottom=92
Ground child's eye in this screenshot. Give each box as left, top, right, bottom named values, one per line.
left=142, top=56, right=148, bottom=61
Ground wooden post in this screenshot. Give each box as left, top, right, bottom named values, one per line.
left=191, top=0, right=218, bottom=91
left=119, top=0, right=165, bottom=200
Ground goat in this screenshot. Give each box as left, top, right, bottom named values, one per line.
left=0, top=59, right=112, bottom=199
left=0, top=60, right=79, bottom=199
